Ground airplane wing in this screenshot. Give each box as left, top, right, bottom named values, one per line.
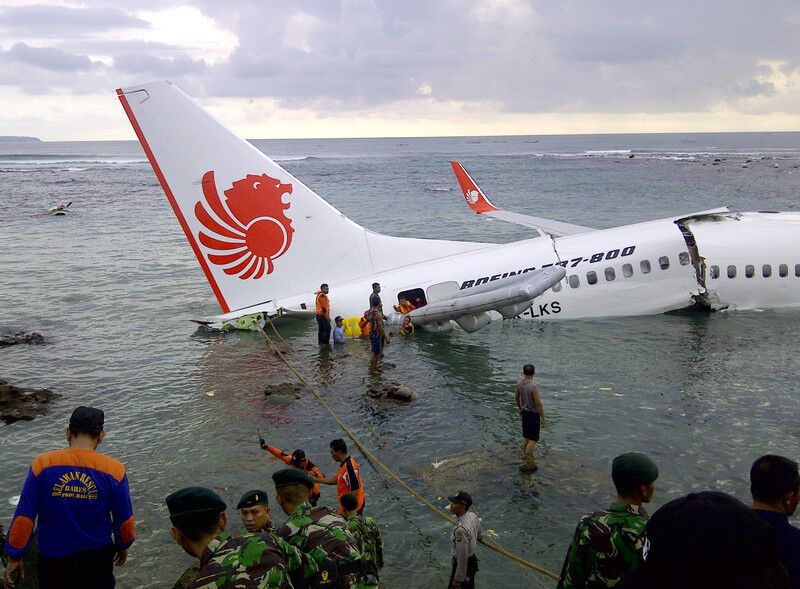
left=450, top=161, right=594, bottom=237
left=406, top=266, right=565, bottom=332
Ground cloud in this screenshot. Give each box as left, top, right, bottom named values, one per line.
left=4, top=42, right=97, bottom=71
left=0, top=5, right=147, bottom=36
left=113, top=52, right=207, bottom=76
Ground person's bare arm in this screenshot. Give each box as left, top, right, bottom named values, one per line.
left=533, top=386, right=545, bottom=424
left=515, top=384, right=522, bottom=414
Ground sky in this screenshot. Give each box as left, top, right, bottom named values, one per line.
left=0, top=0, right=799, bottom=140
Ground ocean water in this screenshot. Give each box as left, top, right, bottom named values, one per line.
left=1, top=132, right=800, bottom=588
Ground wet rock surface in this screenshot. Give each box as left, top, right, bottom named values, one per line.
left=263, top=382, right=304, bottom=404
left=0, top=332, right=45, bottom=347
left=367, top=380, right=418, bottom=402
left=0, top=379, right=60, bottom=424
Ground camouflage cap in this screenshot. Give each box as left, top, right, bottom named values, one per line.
left=166, top=486, right=226, bottom=520
left=272, top=468, right=314, bottom=489
left=236, top=489, right=269, bottom=509
left=612, top=452, right=659, bottom=486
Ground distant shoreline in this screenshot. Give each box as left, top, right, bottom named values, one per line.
left=0, top=136, right=42, bottom=144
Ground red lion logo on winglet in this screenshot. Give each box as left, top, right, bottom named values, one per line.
left=195, top=171, right=294, bottom=279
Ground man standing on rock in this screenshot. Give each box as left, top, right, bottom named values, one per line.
left=3, top=406, right=135, bottom=589
left=515, top=364, right=545, bottom=472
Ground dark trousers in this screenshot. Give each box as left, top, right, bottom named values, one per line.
left=448, top=555, right=478, bottom=588
left=317, top=315, right=331, bottom=344
left=38, top=544, right=116, bottom=589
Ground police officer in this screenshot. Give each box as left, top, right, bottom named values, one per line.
left=557, top=452, right=658, bottom=589
left=272, top=469, right=372, bottom=589
left=166, top=486, right=316, bottom=588
left=236, top=490, right=273, bottom=534
left=340, top=493, right=383, bottom=586
left=448, top=491, right=482, bottom=589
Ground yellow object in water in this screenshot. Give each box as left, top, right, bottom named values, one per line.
left=342, top=316, right=363, bottom=337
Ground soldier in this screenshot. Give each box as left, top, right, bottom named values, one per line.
left=259, top=438, right=326, bottom=506
left=166, top=486, right=316, bottom=589
left=237, top=489, right=273, bottom=534
left=448, top=491, right=482, bottom=589
left=340, top=493, right=383, bottom=585
left=272, top=469, right=373, bottom=589
left=557, top=452, right=659, bottom=589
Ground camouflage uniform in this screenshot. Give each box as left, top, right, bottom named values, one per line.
left=557, top=502, right=649, bottom=589
left=276, top=502, right=373, bottom=589
left=190, top=530, right=316, bottom=589
left=345, top=515, right=383, bottom=585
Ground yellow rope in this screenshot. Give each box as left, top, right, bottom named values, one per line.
left=261, top=318, right=560, bottom=581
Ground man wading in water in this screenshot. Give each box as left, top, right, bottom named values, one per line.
left=515, top=364, right=545, bottom=472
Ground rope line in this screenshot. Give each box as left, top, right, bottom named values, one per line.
left=261, top=318, right=560, bottom=581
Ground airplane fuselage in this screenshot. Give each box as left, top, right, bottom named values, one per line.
left=280, top=210, right=800, bottom=323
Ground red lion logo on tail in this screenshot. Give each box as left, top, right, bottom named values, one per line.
left=195, top=171, right=294, bottom=279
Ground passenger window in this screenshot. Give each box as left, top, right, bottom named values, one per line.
left=763, top=264, right=772, bottom=278
left=679, top=252, right=690, bottom=265
left=659, top=256, right=670, bottom=270
left=552, top=280, right=562, bottom=292
left=779, top=264, right=788, bottom=277
left=605, top=267, right=616, bottom=281
left=710, top=265, right=719, bottom=279
left=622, top=263, right=633, bottom=278
left=587, top=271, right=598, bottom=285
left=745, top=265, right=754, bottom=278
left=796, top=264, right=800, bottom=277
left=640, top=260, right=651, bottom=274
left=727, top=265, right=737, bottom=278
left=568, top=275, right=580, bottom=288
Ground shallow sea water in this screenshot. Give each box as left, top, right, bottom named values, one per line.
left=1, top=133, right=800, bottom=587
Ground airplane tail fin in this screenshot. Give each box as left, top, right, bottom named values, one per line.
left=450, top=160, right=499, bottom=214
left=117, top=82, right=379, bottom=313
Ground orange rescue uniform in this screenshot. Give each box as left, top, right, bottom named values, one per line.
left=315, top=291, right=330, bottom=320
left=263, top=444, right=325, bottom=504
left=336, top=456, right=365, bottom=515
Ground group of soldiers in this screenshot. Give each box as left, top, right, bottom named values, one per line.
left=168, top=468, right=382, bottom=589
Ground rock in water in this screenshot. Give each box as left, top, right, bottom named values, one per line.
left=367, top=380, right=418, bottom=402
left=0, top=379, right=60, bottom=424
left=0, top=332, right=45, bottom=347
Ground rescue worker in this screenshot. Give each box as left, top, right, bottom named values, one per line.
left=316, top=283, right=331, bottom=345
left=259, top=438, right=326, bottom=506
left=3, top=406, right=135, bottom=589
left=272, top=469, right=372, bottom=589
left=340, top=493, right=383, bottom=586
left=236, top=490, right=272, bottom=534
left=448, top=491, right=482, bottom=589
left=317, top=439, right=365, bottom=515
left=393, top=298, right=415, bottom=314
left=557, top=452, right=658, bottom=589
left=369, top=283, right=382, bottom=314
left=166, top=486, right=316, bottom=588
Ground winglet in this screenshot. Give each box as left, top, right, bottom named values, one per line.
left=450, top=161, right=498, bottom=214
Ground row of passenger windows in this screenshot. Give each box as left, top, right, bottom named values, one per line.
left=709, top=264, right=800, bottom=279
left=554, top=253, right=691, bottom=290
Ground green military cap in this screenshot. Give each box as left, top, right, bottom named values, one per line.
left=236, top=489, right=269, bottom=509
left=612, top=452, right=659, bottom=485
left=272, top=468, right=314, bottom=489
left=166, top=486, right=227, bottom=520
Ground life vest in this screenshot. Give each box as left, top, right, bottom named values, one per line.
left=342, top=317, right=362, bottom=337
left=358, top=316, right=371, bottom=337
left=401, top=322, right=415, bottom=336
left=315, top=291, right=330, bottom=319
left=395, top=300, right=416, bottom=314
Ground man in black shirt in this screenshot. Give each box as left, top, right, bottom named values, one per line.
left=751, top=454, right=800, bottom=589
left=369, top=283, right=382, bottom=313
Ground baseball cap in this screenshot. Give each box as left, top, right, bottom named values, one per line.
left=69, top=406, right=104, bottom=435
left=290, top=449, right=306, bottom=465
left=447, top=490, right=473, bottom=508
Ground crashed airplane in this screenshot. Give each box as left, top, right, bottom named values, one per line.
left=117, top=81, right=800, bottom=332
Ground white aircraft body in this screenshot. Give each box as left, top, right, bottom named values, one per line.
left=117, top=81, right=800, bottom=332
